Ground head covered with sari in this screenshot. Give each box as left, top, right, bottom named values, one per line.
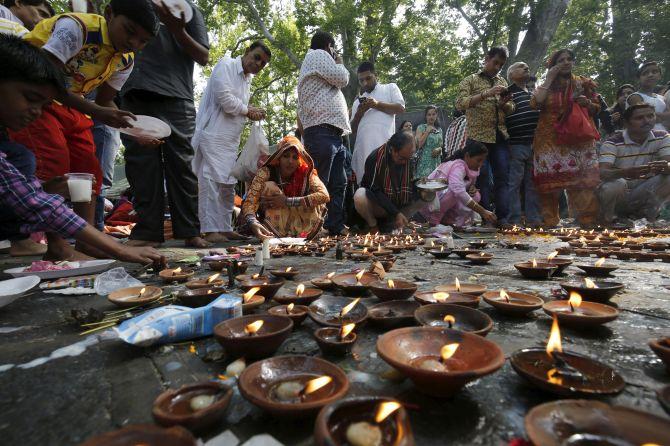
left=262, top=135, right=316, bottom=197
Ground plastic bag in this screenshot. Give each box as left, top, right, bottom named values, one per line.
left=94, top=267, right=143, bottom=296
left=231, top=121, right=269, bottom=182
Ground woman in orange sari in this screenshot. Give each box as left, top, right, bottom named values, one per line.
left=241, top=135, right=329, bottom=240
left=531, top=49, right=601, bottom=227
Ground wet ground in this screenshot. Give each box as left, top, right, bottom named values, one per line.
left=0, top=233, right=669, bottom=445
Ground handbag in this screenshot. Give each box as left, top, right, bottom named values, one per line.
left=553, top=83, right=600, bottom=145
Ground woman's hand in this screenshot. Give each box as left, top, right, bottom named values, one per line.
left=261, top=192, right=287, bottom=209
left=117, top=246, right=166, bottom=267
left=480, top=209, right=497, bottom=224
left=546, top=65, right=562, bottom=82
left=467, top=184, right=478, bottom=197
left=251, top=222, right=273, bottom=240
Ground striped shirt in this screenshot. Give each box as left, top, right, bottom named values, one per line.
left=506, top=84, right=539, bottom=145
left=599, top=129, right=670, bottom=168
left=0, top=17, right=27, bottom=36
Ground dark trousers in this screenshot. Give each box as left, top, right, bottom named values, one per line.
left=121, top=90, right=201, bottom=242
left=476, top=141, right=510, bottom=224
left=303, top=125, right=347, bottom=234
left=0, top=141, right=37, bottom=240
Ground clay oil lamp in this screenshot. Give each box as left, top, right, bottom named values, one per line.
left=614, top=248, right=640, bottom=261
left=384, top=240, right=405, bottom=253
left=186, top=273, right=225, bottom=290
left=349, top=247, right=373, bottom=262
left=314, top=322, right=357, bottom=356
left=434, top=277, right=487, bottom=296
left=543, top=292, right=619, bottom=328
left=270, top=247, right=285, bottom=258
left=414, top=291, right=480, bottom=308
left=573, top=247, right=595, bottom=257
left=466, top=251, right=493, bottom=265
left=239, top=276, right=285, bottom=299
left=650, top=337, right=670, bottom=372
left=414, top=303, right=493, bottom=336
left=545, top=251, right=573, bottom=274
left=159, top=267, right=195, bottom=283
left=368, top=300, right=419, bottom=329
left=237, top=355, right=349, bottom=418
left=78, top=424, right=196, bottom=446
left=372, top=244, right=393, bottom=257
left=332, top=270, right=377, bottom=296
left=524, top=399, right=670, bottom=446
left=311, top=272, right=337, bottom=290
left=636, top=251, right=658, bottom=262
left=234, top=272, right=265, bottom=283
left=452, top=247, right=477, bottom=259
left=309, top=296, right=368, bottom=327
left=468, top=239, right=488, bottom=249
left=575, top=257, right=618, bottom=277
left=376, top=327, right=504, bottom=397
left=176, top=287, right=226, bottom=308
left=368, top=279, right=418, bottom=302
left=314, top=247, right=329, bottom=257
left=428, top=245, right=451, bottom=259
left=559, top=277, right=625, bottom=303
left=646, top=241, right=668, bottom=251
left=284, top=244, right=299, bottom=256
left=514, top=258, right=557, bottom=280
left=214, top=314, right=293, bottom=359
left=510, top=316, right=624, bottom=396
left=314, top=397, right=415, bottom=446
left=269, top=266, right=300, bottom=280
left=506, top=242, right=531, bottom=250
left=377, top=255, right=396, bottom=271
left=108, top=286, right=162, bottom=308
left=152, top=381, right=233, bottom=433
left=240, top=286, right=265, bottom=313
left=268, top=303, right=309, bottom=328
left=274, top=283, right=323, bottom=306
left=482, top=289, right=544, bottom=316
left=556, top=246, right=574, bottom=255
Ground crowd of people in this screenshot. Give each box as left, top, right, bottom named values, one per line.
left=0, top=0, right=669, bottom=266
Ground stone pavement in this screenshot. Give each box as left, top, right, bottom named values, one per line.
left=0, top=234, right=668, bottom=445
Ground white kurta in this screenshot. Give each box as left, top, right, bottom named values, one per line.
left=350, top=83, right=405, bottom=183
left=192, top=55, right=252, bottom=185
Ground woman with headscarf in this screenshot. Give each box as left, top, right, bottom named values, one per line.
left=241, top=135, right=329, bottom=240
left=531, top=48, right=601, bottom=227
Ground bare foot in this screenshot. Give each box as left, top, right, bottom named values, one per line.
left=185, top=236, right=211, bottom=248
left=221, top=231, right=250, bottom=241
left=126, top=239, right=162, bottom=248
left=203, top=232, right=228, bottom=243
left=10, top=239, right=48, bottom=257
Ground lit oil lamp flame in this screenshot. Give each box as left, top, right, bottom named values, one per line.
left=243, top=287, right=260, bottom=303
left=500, top=289, right=510, bottom=303
left=375, top=401, right=401, bottom=423
left=340, top=297, right=361, bottom=318
left=433, top=292, right=449, bottom=302
left=377, top=244, right=382, bottom=252
left=430, top=240, right=435, bottom=247
left=189, top=344, right=196, bottom=354
left=207, top=273, right=220, bottom=283
left=568, top=292, right=582, bottom=312
left=340, top=322, right=355, bottom=339
left=303, top=375, right=332, bottom=395
left=172, top=267, right=182, bottom=276
left=387, top=279, right=395, bottom=289
left=579, top=236, right=587, bottom=243
left=595, top=257, right=606, bottom=267
left=296, top=283, right=305, bottom=297
left=355, top=270, right=365, bottom=284
left=287, top=303, right=294, bottom=314
left=286, top=267, right=293, bottom=272
left=252, top=273, right=260, bottom=279
left=584, top=278, right=598, bottom=289
left=138, top=287, right=146, bottom=297
left=207, top=289, right=212, bottom=294
left=362, top=247, right=368, bottom=254
left=440, top=343, right=459, bottom=362
left=244, top=320, right=263, bottom=335
left=326, top=272, right=335, bottom=279
left=547, top=368, right=563, bottom=385
left=454, top=277, right=461, bottom=292
left=546, top=316, right=562, bottom=359
left=443, top=314, right=455, bottom=328
left=547, top=251, right=558, bottom=261
left=440, top=246, right=444, bottom=252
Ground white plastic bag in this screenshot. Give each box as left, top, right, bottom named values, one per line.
left=94, top=267, right=143, bottom=296
left=231, top=121, right=269, bottom=182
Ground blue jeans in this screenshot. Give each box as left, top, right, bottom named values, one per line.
left=0, top=141, right=37, bottom=240
left=303, top=126, right=347, bottom=234
left=476, top=142, right=510, bottom=223
left=508, top=144, right=541, bottom=225
left=91, top=119, right=120, bottom=230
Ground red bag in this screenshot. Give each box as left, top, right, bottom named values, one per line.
left=553, top=84, right=600, bottom=145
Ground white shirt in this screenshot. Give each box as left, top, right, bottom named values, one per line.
left=350, top=82, right=405, bottom=182
left=637, top=91, right=668, bottom=131
left=42, top=17, right=132, bottom=91
left=0, top=17, right=27, bottom=36
left=192, top=55, right=252, bottom=184
left=0, top=5, right=23, bottom=25
left=297, top=49, right=351, bottom=134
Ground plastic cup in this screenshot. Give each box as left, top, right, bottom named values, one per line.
left=66, top=173, right=93, bottom=203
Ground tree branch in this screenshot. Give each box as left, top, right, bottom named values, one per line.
left=232, top=35, right=262, bottom=54
left=232, top=0, right=302, bottom=69
left=448, top=1, right=486, bottom=52
left=250, top=75, right=284, bottom=99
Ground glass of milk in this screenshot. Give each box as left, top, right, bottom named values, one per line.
left=65, top=173, right=94, bottom=203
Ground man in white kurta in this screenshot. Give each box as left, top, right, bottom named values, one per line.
left=350, top=61, right=406, bottom=184
left=192, top=42, right=270, bottom=242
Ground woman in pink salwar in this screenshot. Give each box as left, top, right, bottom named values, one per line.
left=421, top=140, right=498, bottom=227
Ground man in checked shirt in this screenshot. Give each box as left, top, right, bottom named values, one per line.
left=0, top=35, right=164, bottom=266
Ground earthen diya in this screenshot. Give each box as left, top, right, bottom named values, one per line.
left=368, top=279, right=417, bottom=301
left=482, top=290, right=544, bottom=316
left=314, top=326, right=357, bottom=355
left=542, top=298, right=619, bottom=327
left=213, top=314, right=293, bottom=359
left=413, top=291, right=480, bottom=308
left=514, top=261, right=557, bottom=279
left=269, top=267, right=300, bottom=280
left=434, top=281, right=487, bottom=296
left=466, top=252, right=493, bottom=265
left=185, top=274, right=225, bottom=290
left=368, top=300, right=419, bottom=329
left=239, top=276, right=285, bottom=299
left=559, top=279, right=624, bottom=303
left=159, top=268, right=195, bottom=283
left=649, top=337, right=670, bottom=372
left=152, top=381, right=233, bottom=432
left=78, top=424, right=196, bottom=446
left=308, top=296, right=368, bottom=327
left=331, top=271, right=378, bottom=296
left=414, top=303, right=493, bottom=336
left=108, top=286, right=162, bottom=308
left=273, top=284, right=323, bottom=305
left=176, top=287, right=226, bottom=308
left=268, top=304, right=309, bottom=327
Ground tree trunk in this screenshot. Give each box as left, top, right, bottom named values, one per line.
left=505, top=0, right=527, bottom=62
left=608, top=0, right=641, bottom=85
left=514, top=0, right=571, bottom=74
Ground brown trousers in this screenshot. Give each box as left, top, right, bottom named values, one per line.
left=539, top=189, right=599, bottom=227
